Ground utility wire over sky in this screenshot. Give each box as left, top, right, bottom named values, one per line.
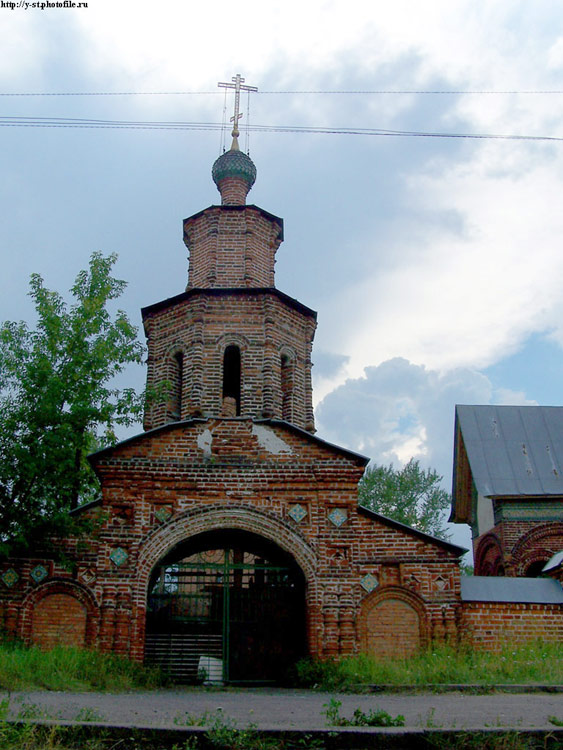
left=1, top=85, right=561, bottom=140
left=0, top=116, right=561, bottom=142
left=1, top=89, right=563, bottom=95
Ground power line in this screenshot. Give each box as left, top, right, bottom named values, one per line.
left=0, top=116, right=561, bottom=142
left=1, top=89, right=563, bottom=97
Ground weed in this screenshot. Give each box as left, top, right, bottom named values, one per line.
left=290, top=657, right=348, bottom=691
left=548, top=716, right=563, bottom=727
left=322, top=697, right=405, bottom=727
left=173, top=709, right=215, bottom=726
left=322, top=698, right=342, bottom=725
left=0, top=697, right=9, bottom=720
left=422, top=707, right=441, bottom=728
left=75, top=706, right=104, bottom=722
left=17, top=701, right=50, bottom=720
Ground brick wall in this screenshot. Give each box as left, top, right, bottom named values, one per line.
left=460, top=601, right=563, bottom=650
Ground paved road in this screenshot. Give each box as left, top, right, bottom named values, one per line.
left=2, top=688, right=562, bottom=731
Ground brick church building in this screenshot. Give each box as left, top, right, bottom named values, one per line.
left=0, top=130, right=468, bottom=682
left=452, top=404, right=563, bottom=579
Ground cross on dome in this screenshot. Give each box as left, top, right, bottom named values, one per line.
left=218, top=74, right=258, bottom=144
left=213, top=74, right=258, bottom=204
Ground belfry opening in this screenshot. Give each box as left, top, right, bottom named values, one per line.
left=144, top=529, right=306, bottom=683
left=222, top=345, right=241, bottom=416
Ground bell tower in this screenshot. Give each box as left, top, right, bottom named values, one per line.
left=142, top=76, right=317, bottom=432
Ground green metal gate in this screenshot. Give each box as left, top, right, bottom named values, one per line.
left=145, top=540, right=305, bottom=683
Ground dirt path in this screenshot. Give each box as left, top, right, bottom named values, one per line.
left=2, top=688, right=562, bottom=731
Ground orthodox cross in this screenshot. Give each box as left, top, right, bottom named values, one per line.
left=218, top=74, right=258, bottom=139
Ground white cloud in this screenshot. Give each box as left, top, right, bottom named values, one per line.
left=316, top=358, right=493, bottom=478
left=316, top=141, right=563, bottom=382
left=315, top=356, right=540, bottom=480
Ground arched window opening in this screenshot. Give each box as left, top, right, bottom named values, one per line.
left=222, top=345, right=241, bottom=416
left=525, top=560, right=548, bottom=578
left=169, top=351, right=184, bottom=420
left=281, top=354, right=294, bottom=422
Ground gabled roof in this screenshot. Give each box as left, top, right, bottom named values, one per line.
left=358, top=505, right=467, bottom=557
left=88, top=417, right=369, bottom=465
left=454, top=405, right=563, bottom=501
left=461, top=575, right=563, bottom=604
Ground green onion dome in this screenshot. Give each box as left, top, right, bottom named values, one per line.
left=212, top=146, right=257, bottom=190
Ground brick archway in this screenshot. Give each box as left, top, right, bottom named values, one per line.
left=136, top=504, right=317, bottom=681
left=135, top=503, right=318, bottom=593
left=128, top=504, right=319, bottom=662
left=511, top=523, right=563, bottom=577
left=358, top=586, right=429, bottom=660
left=20, top=579, right=99, bottom=648
left=475, top=533, right=505, bottom=575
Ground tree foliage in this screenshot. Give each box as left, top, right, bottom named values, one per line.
left=0, top=252, right=145, bottom=556
left=358, top=459, right=452, bottom=540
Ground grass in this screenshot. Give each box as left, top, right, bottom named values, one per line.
left=0, top=642, right=165, bottom=692
left=1, top=639, right=561, bottom=694
left=293, top=640, right=563, bottom=690
left=425, top=733, right=563, bottom=750
left=0, top=725, right=560, bottom=750
left=322, top=697, right=405, bottom=727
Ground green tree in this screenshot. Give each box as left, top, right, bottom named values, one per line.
left=0, top=252, right=145, bottom=557
left=358, top=459, right=452, bottom=540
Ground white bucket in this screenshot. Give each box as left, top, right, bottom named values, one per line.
left=198, top=655, right=223, bottom=685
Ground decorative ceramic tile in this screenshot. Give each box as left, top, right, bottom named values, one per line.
left=288, top=503, right=307, bottom=523
left=1, top=568, right=19, bottom=588
left=30, top=565, right=48, bottom=584
left=360, top=573, right=379, bottom=593
left=155, top=507, right=173, bottom=523
left=328, top=508, right=348, bottom=528
left=434, top=575, right=448, bottom=591
left=78, top=567, right=96, bottom=586
left=110, top=547, right=129, bottom=567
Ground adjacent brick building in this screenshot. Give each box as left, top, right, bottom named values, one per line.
left=452, top=404, right=563, bottom=650
left=452, top=405, right=563, bottom=577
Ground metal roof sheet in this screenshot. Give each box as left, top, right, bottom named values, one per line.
left=543, top=551, right=563, bottom=573
left=461, top=576, right=563, bottom=603
left=456, top=405, right=563, bottom=497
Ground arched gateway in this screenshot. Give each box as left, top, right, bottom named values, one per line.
left=145, top=529, right=306, bottom=683
left=0, top=86, right=465, bottom=673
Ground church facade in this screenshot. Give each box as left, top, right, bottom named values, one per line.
left=0, top=136, right=467, bottom=682
left=452, top=404, right=563, bottom=578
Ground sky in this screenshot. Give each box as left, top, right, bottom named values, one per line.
left=2, top=0, right=563, bottom=552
